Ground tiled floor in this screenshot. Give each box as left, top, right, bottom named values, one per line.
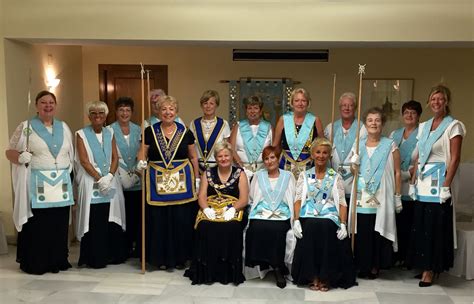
left=0, top=244, right=472, bottom=304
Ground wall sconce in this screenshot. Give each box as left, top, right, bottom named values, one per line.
left=46, top=54, right=60, bottom=90
left=393, top=80, right=400, bottom=91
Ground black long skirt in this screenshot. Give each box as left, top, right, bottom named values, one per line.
left=245, top=219, right=290, bottom=272
left=124, top=190, right=141, bottom=258
left=354, top=213, right=393, bottom=274
left=292, top=218, right=357, bottom=289
left=405, top=200, right=454, bottom=273
left=185, top=220, right=245, bottom=285
left=16, top=206, right=71, bottom=275
left=394, top=199, right=414, bottom=265
left=145, top=202, right=198, bottom=269
left=78, top=203, right=128, bottom=269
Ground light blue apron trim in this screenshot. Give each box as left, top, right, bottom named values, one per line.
left=283, top=112, right=315, bottom=161
left=418, top=116, right=453, bottom=171
left=91, top=185, right=116, bottom=204
left=417, top=162, right=446, bottom=203
left=356, top=207, right=378, bottom=214
left=30, top=168, right=73, bottom=208
left=333, top=119, right=357, bottom=163
left=30, top=117, right=64, bottom=159
left=249, top=201, right=291, bottom=220
left=239, top=119, right=270, bottom=164
left=392, top=127, right=418, bottom=171
left=83, top=126, right=112, bottom=176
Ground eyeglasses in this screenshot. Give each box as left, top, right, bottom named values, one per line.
left=89, top=111, right=106, bottom=116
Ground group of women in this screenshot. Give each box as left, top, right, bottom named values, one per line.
left=7, top=84, right=465, bottom=291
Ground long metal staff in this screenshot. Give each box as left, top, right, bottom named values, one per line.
left=25, top=68, right=32, bottom=167
left=140, top=63, right=146, bottom=274
left=330, top=73, right=337, bottom=144
left=350, top=64, right=366, bottom=252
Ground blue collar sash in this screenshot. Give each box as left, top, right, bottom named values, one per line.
left=239, top=119, right=270, bottom=164
left=151, top=121, right=186, bottom=168
left=392, top=127, right=418, bottom=171
left=257, top=169, right=290, bottom=211
left=333, top=119, right=357, bottom=162
left=360, top=137, right=392, bottom=195
left=110, top=122, right=141, bottom=172
left=283, top=112, right=315, bottom=160
left=83, top=126, right=112, bottom=176
left=418, top=116, right=453, bottom=170
left=194, top=117, right=224, bottom=161
left=148, top=115, right=159, bottom=126
left=30, top=117, right=64, bottom=159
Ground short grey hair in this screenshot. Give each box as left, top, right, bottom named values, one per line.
left=339, top=92, right=357, bottom=107
left=213, top=139, right=233, bottom=158
left=86, top=101, right=109, bottom=116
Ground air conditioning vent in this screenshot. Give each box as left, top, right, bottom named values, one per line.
left=233, top=49, right=329, bottom=62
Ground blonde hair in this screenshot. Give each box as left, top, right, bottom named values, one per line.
left=213, top=139, right=233, bottom=158
left=311, top=137, right=332, bottom=154
left=428, top=84, right=451, bottom=115
left=156, top=95, right=179, bottom=113
left=86, top=101, right=109, bottom=116
left=289, top=87, right=311, bottom=108
left=200, top=90, right=220, bottom=106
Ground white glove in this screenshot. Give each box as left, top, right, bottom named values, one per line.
left=203, top=207, right=216, bottom=220
left=120, top=174, right=134, bottom=189
left=401, top=170, right=411, bottom=182
left=350, top=154, right=360, bottom=166
left=98, top=173, right=113, bottom=193
left=195, top=177, right=201, bottom=193
left=130, top=173, right=140, bottom=186
left=395, top=194, right=403, bottom=213
left=440, top=187, right=451, bottom=204
left=224, top=207, right=236, bottom=221
left=293, top=220, right=303, bottom=239
left=408, top=184, right=417, bottom=201
left=136, top=160, right=148, bottom=171
left=336, top=223, right=348, bottom=240
left=18, top=151, right=32, bottom=164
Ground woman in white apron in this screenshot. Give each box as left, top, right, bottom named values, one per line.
left=6, top=91, right=74, bottom=274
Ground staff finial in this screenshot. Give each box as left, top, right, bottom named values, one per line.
left=358, top=64, right=366, bottom=75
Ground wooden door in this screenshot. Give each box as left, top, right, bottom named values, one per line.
left=99, top=64, right=168, bottom=125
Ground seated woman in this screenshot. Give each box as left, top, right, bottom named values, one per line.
left=245, top=146, right=296, bottom=288
left=292, top=138, right=356, bottom=291
left=185, top=140, right=249, bottom=285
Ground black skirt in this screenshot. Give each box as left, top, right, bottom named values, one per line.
left=354, top=213, right=393, bottom=273
left=405, top=200, right=454, bottom=273
left=394, top=199, right=414, bottom=265
left=245, top=219, right=290, bottom=271
left=185, top=220, right=245, bottom=285
left=124, top=190, right=142, bottom=257
left=78, top=203, right=128, bottom=269
left=292, top=218, right=357, bottom=289
left=16, top=206, right=71, bottom=275
left=145, top=201, right=198, bottom=269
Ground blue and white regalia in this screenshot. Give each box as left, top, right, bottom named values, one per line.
left=190, top=116, right=231, bottom=173
left=234, top=119, right=272, bottom=180
left=10, top=118, right=74, bottom=274
left=291, top=167, right=356, bottom=289
left=325, top=120, right=367, bottom=196
left=244, top=169, right=295, bottom=280
left=407, top=116, right=466, bottom=273
left=280, top=112, right=318, bottom=178
left=349, top=137, right=398, bottom=275
left=75, top=126, right=127, bottom=268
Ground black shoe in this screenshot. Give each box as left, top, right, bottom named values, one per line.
left=274, top=269, right=286, bottom=289
left=419, top=280, right=432, bottom=287
left=367, top=272, right=378, bottom=280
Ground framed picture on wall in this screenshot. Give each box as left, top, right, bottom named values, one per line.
left=362, top=78, right=414, bottom=136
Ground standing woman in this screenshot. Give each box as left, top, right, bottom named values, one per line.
left=292, top=138, right=356, bottom=291
left=407, top=85, right=465, bottom=287
left=75, top=101, right=127, bottom=269
left=389, top=100, right=422, bottom=266
left=109, top=97, right=142, bottom=258
left=185, top=141, right=249, bottom=285
left=145, top=89, right=185, bottom=128
left=229, top=95, right=273, bottom=181
left=273, top=88, right=324, bottom=178
left=6, top=91, right=74, bottom=274
left=138, top=95, right=200, bottom=270
left=245, top=146, right=295, bottom=288
left=189, top=90, right=231, bottom=174
left=350, top=107, right=402, bottom=279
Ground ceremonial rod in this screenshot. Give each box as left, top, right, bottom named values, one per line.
left=140, top=63, right=146, bottom=274
left=330, top=73, right=337, bottom=144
